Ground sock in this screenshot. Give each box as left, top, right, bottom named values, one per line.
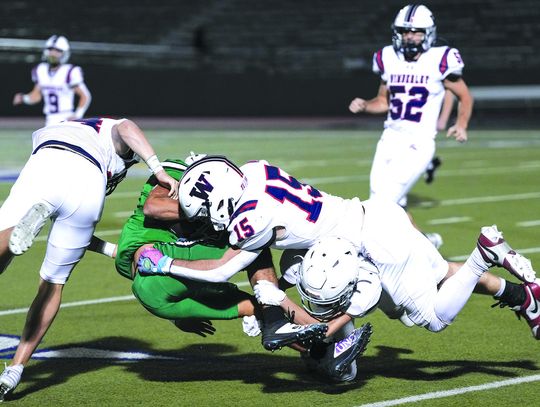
left=494, top=277, right=506, bottom=298
left=261, top=306, right=286, bottom=327
left=464, top=247, right=490, bottom=277
left=495, top=280, right=526, bottom=307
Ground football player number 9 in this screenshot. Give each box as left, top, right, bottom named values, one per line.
left=389, top=85, right=428, bottom=122
left=48, top=92, right=59, bottom=113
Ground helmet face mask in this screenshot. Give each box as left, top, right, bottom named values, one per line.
left=297, top=237, right=360, bottom=321
left=42, top=35, right=71, bottom=65
left=391, top=4, right=436, bottom=61
left=178, top=156, right=246, bottom=233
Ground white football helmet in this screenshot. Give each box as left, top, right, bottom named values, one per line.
left=297, top=237, right=360, bottom=321
left=42, top=35, right=71, bottom=65
left=392, top=4, right=436, bottom=61
left=178, top=156, right=246, bottom=233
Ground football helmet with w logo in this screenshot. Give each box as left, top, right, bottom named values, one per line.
left=179, top=156, right=246, bottom=232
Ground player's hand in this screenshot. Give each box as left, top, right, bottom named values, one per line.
left=137, top=247, right=173, bottom=275
left=13, top=93, right=24, bottom=105
left=173, top=318, right=216, bottom=337
left=155, top=171, right=179, bottom=200
left=242, top=315, right=261, bottom=337
left=254, top=280, right=286, bottom=306
left=349, top=98, right=367, bottom=113
left=446, top=125, right=468, bottom=143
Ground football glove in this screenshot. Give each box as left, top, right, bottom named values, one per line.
left=254, top=280, right=286, bottom=306
left=137, top=247, right=173, bottom=275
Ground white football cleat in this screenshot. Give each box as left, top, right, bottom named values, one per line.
left=515, top=282, right=540, bottom=339
left=0, top=364, right=23, bottom=402
left=9, top=203, right=52, bottom=255
left=477, top=225, right=536, bottom=282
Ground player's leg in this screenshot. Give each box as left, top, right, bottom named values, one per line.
left=0, top=228, right=15, bottom=273
left=132, top=272, right=254, bottom=320
left=0, top=152, right=53, bottom=273
left=1, top=154, right=104, bottom=400
left=369, top=130, right=434, bottom=205
left=432, top=225, right=537, bottom=332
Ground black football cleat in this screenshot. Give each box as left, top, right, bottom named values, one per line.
left=262, top=321, right=328, bottom=351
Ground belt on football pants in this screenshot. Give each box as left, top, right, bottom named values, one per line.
left=33, top=140, right=102, bottom=173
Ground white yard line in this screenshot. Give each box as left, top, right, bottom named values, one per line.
left=427, top=216, right=471, bottom=225
left=417, top=192, right=540, bottom=208
left=356, top=374, right=540, bottom=407
left=517, top=220, right=540, bottom=227
left=449, top=246, right=540, bottom=262
left=0, top=281, right=251, bottom=317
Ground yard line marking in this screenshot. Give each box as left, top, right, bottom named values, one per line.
left=418, top=192, right=540, bottom=208
left=449, top=246, right=540, bottom=262
left=356, top=374, right=540, bottom=407
left=517, top=220, right=540, bottom=227
left=0, top=281, right=251, bottom=317
left=427, top=216, right=471, bottom=225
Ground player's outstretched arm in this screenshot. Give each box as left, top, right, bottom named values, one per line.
left=13, top=85, right=42, bottom=106
left=113, top=120, right=178, bottom=198
left=137, top=245, right=261, bottom=283
left=71, top=83, right=92, bottom=119
left=444, top=78, right=473, bottom=143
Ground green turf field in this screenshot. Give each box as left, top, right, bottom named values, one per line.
left=0, top=128, right=539, bottom=406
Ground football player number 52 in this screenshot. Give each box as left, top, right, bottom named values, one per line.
left=389, top=85, right=428, bottom=122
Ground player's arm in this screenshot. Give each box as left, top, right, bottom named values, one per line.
left=71, top=83, right=92, bottom=119
left=13, top=84, right=42, bottom=105
left=112, top=120, right=178, bottom=198
left=443, top=77, right=473, bottom=142
left=143, top=183, right=180, bottom=221
left=437, top=90, right=455, bottom=131
left=138, top=245, right=261, bottom=283
left=349, top=82, right=389, bottom=114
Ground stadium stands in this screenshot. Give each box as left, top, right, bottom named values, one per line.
left=1, top=0, right=539, bottom=76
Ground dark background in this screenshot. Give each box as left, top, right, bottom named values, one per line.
left=1, top=0, right=539, bottom=125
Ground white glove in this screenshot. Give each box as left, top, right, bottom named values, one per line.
left=253, top=280, right=285, bottom=306
left=185, top=151, right=207, bottom=166
left=242, top=315, right=261, bottom=337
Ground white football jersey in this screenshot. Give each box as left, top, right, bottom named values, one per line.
left=32, top=62, right=84, bottom=116
left=31, top=118, right=132, bottom=181
left=373, top=45, right=464, bottom=139
left=227, top=160, right=365, bottom=251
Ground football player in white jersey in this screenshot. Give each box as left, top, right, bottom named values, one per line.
left=136, top=156, right=539, bottom=344
left=12, top=35, right=92, bottom=126
left=348, top=4, right=474, bottom=247
left=0, top=118, right=177, bottom=401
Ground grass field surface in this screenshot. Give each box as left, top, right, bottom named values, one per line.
left=0, top=128, right=539, bottom=406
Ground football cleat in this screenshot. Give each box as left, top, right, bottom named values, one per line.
left=0, top=364, right=23, bottom=402
left=425, top=156, right=442, bottom=184
left=425, top=232, right=443, bottom=249
left=9, top=203, right=52, bottom=255
left=477, top=225, right=537, bottom=282
left=515, top=282, right=540, bottom=339
left=261, top=321, right=328, bottom=351
left=302, top=322, right=372, bottom=382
